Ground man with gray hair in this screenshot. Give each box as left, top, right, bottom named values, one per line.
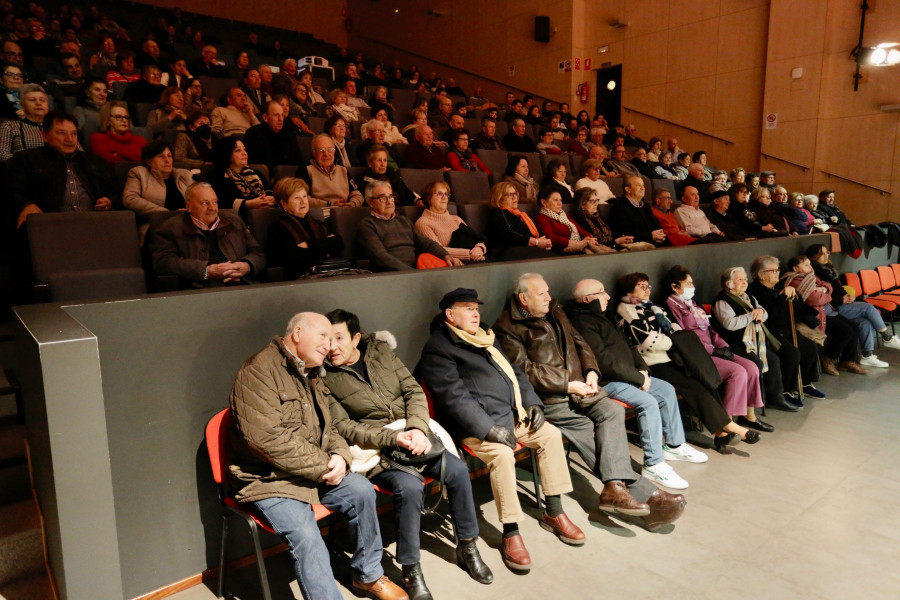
left=152, top=182, right=265, bottom=288
left=228, top=311, right=408, bottom=600
left=404, top=124, right=447, bottom=170
left=357, top=181, right=461, bottom=271
left=501, top=118, right=537, bottom=153
left=297, top=133, right=364, bottom=207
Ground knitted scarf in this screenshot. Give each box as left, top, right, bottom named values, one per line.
left=225, top=166, right=265, bottom=200
left=451, top=147, right=476, bottom=172
left=446, top=324, right=527, bottom=423
left=621, top=295, right=674, bottom=333
left=502, top=207, right=539, bottom=237
left=575, top=207, right=613, bottom=244
left=539, top=207, right=581, bottom=242
left=722, top=292, right=778, bottom=372
left=780, top=271, right=817, bottom=302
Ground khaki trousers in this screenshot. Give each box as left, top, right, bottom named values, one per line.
left=463, top=421, right=572, bottom=523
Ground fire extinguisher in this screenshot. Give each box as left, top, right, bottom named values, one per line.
left=576, top=82, right=589, bottom=104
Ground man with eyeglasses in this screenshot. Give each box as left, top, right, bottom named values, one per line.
left=298, top=133, right=364, bottom=207
left=358, top=181, right=461, bottom=271
left=152, top=182, right=264, bottom=288
left=674, top=185, right=725, bottom=242
left=2, top=41, right=37, bottom=83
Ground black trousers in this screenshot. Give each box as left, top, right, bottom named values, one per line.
left=825, top=315, right=861, bottom=362
left=649, top=361, right=731, bottom=434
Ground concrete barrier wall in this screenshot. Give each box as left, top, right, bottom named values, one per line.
left=15, top=234, right=892, bottom=598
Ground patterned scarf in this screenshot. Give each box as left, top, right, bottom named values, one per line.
left=621, top=295, right=674, bottom=333
left=576, top=207, right=613, bottom=244
left=451, top=147, right=476, bottom=172
left=225, top=166, right=265, bottom=200
left=539, top=207, right=581, bottom=242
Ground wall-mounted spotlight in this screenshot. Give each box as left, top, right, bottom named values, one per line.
left=853, top=43, right=900, bottom=66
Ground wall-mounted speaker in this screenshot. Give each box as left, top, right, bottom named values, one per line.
left=535, top=16, right=550, bottom=43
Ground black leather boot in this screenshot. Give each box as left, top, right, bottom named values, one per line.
left=455, top=538, right=494, bottom=584
left=401, top=563, right=433, bottom=600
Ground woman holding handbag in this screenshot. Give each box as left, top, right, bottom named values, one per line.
left=323, top=310, right=493, bottom=600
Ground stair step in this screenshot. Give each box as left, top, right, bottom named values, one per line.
left=0, top=500, right=44, bottom=586
left=0, top=570, right=53, bottom=600
left=0, top=463, right=31, bottom=506
left=0, top=422, right=26, bottom=464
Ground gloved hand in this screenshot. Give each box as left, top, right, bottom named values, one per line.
left=526, top=404, right=545, bottom=431
left=485, top=425, right=517, bottom=450
left=712, top=347, right=734, bottom=361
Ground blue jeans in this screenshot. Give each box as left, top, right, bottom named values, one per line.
left=254, top=473, right=383, bottom=599
left=839, top=301, right=885, bottom=352
left=370, top=450, right=478, bottom=565
left=603, top=377, right=684, bottom=467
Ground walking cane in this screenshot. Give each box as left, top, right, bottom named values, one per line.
left=787, top=297, right=805, bottom=404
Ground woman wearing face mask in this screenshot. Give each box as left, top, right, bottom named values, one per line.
left=664, top=266, right=771, bottom=432
left=174, top=110, right=213, bottom=167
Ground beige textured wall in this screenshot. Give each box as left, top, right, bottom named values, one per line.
left=761, top=0, right=900, bottom=224
left=134, top=0, right=350, bottom=47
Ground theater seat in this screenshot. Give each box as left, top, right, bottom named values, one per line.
left=456, top=203, right=491, bottom=237
left=444, top=171, right=490, bottom=204
left=329, top=207, right=375, bottom=267
left=474, top=148, right=508, bottom=175
left=399, top=168, right=445, bottom=197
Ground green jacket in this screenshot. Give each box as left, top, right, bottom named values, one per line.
left=228, top=337, right=351, bottom=505
left=323, top=335, right=431, bottom=451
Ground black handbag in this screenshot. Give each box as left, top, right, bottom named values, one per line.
left=448, top=223, right=485, bottom=250
left=381, top=432, right=446, bottom=514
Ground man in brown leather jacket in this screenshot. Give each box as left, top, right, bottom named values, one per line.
left=228, top=312, right=407, bottom=600
left=493, top=273, right=687, bottom=532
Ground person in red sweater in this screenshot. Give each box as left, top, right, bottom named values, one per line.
left=89, top=100, right=147, bottom=164
left=535, top=189, right=609, bottom=255
left=649, top=187, right=696, bottom=246
left=446, top=129, right=490, bottom=174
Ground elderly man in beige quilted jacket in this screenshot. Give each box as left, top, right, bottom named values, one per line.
left=228, top=311, right=407, bottom=600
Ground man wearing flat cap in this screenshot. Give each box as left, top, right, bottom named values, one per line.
left=759, top=171, right=776, bottom=190
left=419, top=288, right=580, bottom=574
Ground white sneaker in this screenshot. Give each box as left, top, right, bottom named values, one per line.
left=642, top=461, right=689, bottom=490
left=860, top=354, right=889, bottom=368
left=883, top=335, right=900, bottom=350
left=663, top=443, right=709, bottom=463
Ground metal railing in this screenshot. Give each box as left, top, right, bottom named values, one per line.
left=760, top=153, right=811, bottom=172
left=622, top=107, right=733, bottom=145
left=820, top=170, right=891, bottom=195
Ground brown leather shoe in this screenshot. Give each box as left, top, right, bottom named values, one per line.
left=641, top=489, right=687, bottom=532
left=500, top=534, right=532, bottom=571
left=353, top=575, right=409, bottom=600
left=598, top=481, right=650, bottom=516
left=540, top=512, right=586, bottom=546
left=838, top=360, right=867, bottom=374
left=822, top=357, right=839, bottom=376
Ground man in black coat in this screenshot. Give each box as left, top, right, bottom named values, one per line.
left=678, top=163, right=710, bottom=204
left=244, top=101, right=301, bottom=172
left=501, top=118, right=537, bottom=153
left=419, top=288, right=575, bottom=574
left=608, top=175, right=666, bottom=245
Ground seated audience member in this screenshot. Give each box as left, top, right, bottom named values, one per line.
left=146, top=86, right=189, bottom=138
left=174, top=111, right=213, bottom=167
left=298, top=134, right=364, bottom=207
left=485, top=181, right=553, bottom=260
left=571, top=188, right=643, bottom=252
left=727, top=184, right=784, bottom=238
left=152, top=182, right=264, bottom=288
left=816, top=189, right=852, bottom=226
left=89, top=35, right=117, bottom=71
left=320, top=115, right=356, bottom=168
left=271, top=59, right=298, bottom=97
left=493, top=275, right=690, bottom=517
left=773, top=187, right=808, bottom=234
left=653, top=152, right=677, bottom=179
left=710, top=267, right=802, bottom=412
left=227, top=51, right=250, bottom=80
left=446, top=129, right=490, bottom=174
left=123, top=140, right=193, bottom=244
left=162, top=56, right=192, bottom=91
left=364, top=108, right=407, bottom=146
left=502, top=154, right=539, bottom=203
left=692, top=151, right=714, bottom=180
left=663, top=266, right=770, bottom=430
left=748, top=187, right=792, bottom=235
left=404, top=125, right=447, bottom=170
left=209, top=136, right=274, bottom=217
left=651, top=187, right=698, bottom=246
left=646, top=137, right=662, bottom=162
left=0, top=83, right=48, bottom=160
left=1, top=63, right=25, bottom=119
left=759, top=170, right=776, bottom=189
left=604, top=145, right=640, bottom=177
left=729, top=167, right=745, bottom=185
left=566, top=277, right=707, bottom=489
left=428, top=96, right=453, bottom=134
left=288, top=81, right=316, bottom=127
left=326, top=88, right=361, bottom=123
left=356, top=144, right=417, bottom=205
left=188, top=45, right=226, bottom=78
left=807, top=244, right=900, bottom=367
left=536, top=189, right=609, bottom=255
left=323, top=310, right=492, bottom=597
left=799, top=195, right=827, bottom=231
left=672, top=152, right=691, bottom=180
left=10, top=111, right=115, bottom=228
left=675, top=186, right=726, bottom=240
left=541, top=158, right=574, bottom=203
left=535, top=127, right=563, bottom=155
left=244, top=100, right=301, bottom=171
left=574, top=159, right=615, bottom=203
left=357, top=119, right=400, bottom=170
left=502, top=118, right=537, bottom=153
left=368, top=85, right=393, bottom=120
left=185, top=78, right=216, bottom=114
left=789, top=193, right=815, bottom=233
left=704, top=190, right=751, bottom=241
left=227, top=311, right=406, bottom=600
left=240, top=68, right=269, bottom=116
left=471, top=117, right=504, bottom=151
left=106, top=51, right=140, bottom=88
left=609, top=176, right=666, bottom=246
left=358, top=181, right=461, bottom=271
left=211, top=88, right=259, bottom=138
left=415, top=181, right=487, bottom=263
left=748, top=255, right=826, bottom=399
left=746, top=172, right=761, bottom=192
left=624, top=124, right=646, bottom=148
left=567, top=126, right=591, bottom=157
left=266, top=178, right=344, bottom=279
left=629, top=147, right=655, bottom=179
left=420, top=288, right=580, bottom=572
left=616, top=272, right=760, bottom=450
left=679, top=163, right=710, bottom=203
left=122, top=64, right=165, bottom=109
left=44, top=52, right=85, bottom=108
left=90, top=100, right=147, bottom=164
left=438, top=115, right=465, bottom=145
left=72, top=77, right=107, bottom=132
left=709, top=171, right=729, bottom=192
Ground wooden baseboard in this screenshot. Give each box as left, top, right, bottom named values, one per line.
left=26, top=439, right=61, bottom=600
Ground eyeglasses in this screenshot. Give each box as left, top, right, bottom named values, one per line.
left=109, top=114, right=130, bottom=120
left=4, top=51, right=24, bottom=58
left=503, top=191, right=519, bottom=198
left=636, top=283, right=652, bottom=290
left=432, top=191, right=450, bottom=199
left=314, top=147, right=335, bottom=154
left=584, top=290, right=608, bottom=300
left=3, top=71, right=23, bottom=79
left=372, top=194, right=395, bottom=203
